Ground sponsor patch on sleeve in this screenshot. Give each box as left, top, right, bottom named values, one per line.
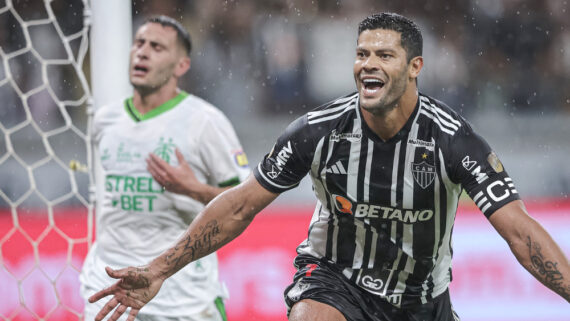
left=487, top=151, right=504, bottom=173
left=233, top=149, right=249, bottom=168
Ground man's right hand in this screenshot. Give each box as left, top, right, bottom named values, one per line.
left=146, top=148, right=224, bottom=204
left=88, top=266, right=164, bottom=321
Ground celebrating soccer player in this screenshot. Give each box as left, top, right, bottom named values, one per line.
left=89, top=13, right=569, bottom=321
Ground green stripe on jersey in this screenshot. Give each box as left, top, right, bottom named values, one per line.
left=218, top=176, right=240, bottom=188
left=124, top=91, right=189, bottom=122
left=214, top=297, right=227, bottom=321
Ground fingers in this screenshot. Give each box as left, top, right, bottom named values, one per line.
left=94, top=297, right=119, bottom=321
left=126, top=308, right=140, bottom=321
left=148, top=153, right=169, bottom=170
left=106, top=266, right=131, bottom=279
left=175, top=148, right=191, bottom=169
left=109, top=303, right=128, bottom=321
left=105, top=266, right=117, bottom=277
left=147, top=154, right=169, bottom=181
left=89, top=282, right=119, bottom=303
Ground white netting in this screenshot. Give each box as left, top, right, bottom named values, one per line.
left=0, top=0, right=92, bottom=320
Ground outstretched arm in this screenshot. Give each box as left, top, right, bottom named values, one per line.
left=88, top=175, right=278, bottom=320
left=154, top=174, right=278, bottom=276
left=489, top=200, right=570, bottom=302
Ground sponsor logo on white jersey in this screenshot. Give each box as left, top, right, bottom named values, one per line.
left=153, top=137, right=176, bottom=164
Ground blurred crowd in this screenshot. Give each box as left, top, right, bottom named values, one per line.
left=0, top=0, right=569, bottom=207
left=130, top=0, right=570, bottom=117
left=1, top=0, right=568, bottom=125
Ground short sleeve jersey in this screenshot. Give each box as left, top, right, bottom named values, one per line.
left=253, top=92, right=520, bottom=307
left=80, top=91, right=250, bottom=316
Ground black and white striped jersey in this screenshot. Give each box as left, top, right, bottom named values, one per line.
left=253, top=92, right=520, bottom=307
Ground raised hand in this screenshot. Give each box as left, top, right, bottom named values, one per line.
left=147, top=148, right=226, bottom=204
left=146, top=148, right=199, bottom=195
left=88, top=266, right=164, bottom=321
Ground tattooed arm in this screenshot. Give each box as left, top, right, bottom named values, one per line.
left=155, top=175, right=278, bottom=277
left=489, top=200, right=570, bottom=302
left=88, top=175, right=278, bottom=321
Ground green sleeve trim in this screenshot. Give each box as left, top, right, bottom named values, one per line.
left=214, top=297, right=227, bottom=321
left=218, top=176, right=240, bottom=188
left=124, top=91, right=189, bottom=122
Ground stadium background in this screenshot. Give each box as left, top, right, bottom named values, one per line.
left=0, top=0, right=568, bottom=320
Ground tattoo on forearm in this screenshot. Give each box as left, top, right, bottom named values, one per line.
left=166, top=220, right=223, bottom=271
left=526, top=236, right=570, bottom=299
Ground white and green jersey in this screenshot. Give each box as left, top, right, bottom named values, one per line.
left=80, top=91, right=250, bottom=316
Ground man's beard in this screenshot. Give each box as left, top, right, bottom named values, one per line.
left=362, top=71, right=408, bottom=115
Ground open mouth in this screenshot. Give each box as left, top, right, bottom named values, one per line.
left=362, top=78, right=385, bottom=94
left=132, top=65, right=149, bottom=76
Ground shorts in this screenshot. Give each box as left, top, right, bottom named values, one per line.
left=284, top=255, right=460, bottom=321
left=82, top=297, right=227, bottom=321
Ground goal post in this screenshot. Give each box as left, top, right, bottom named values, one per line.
left=89, top=0, right=132, bottom=245
left=0, top=0, right=131, bottom=320
left=90, top=0, right=132, bottom=109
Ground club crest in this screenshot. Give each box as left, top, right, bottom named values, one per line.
left=411, top=161, right=436, bottom=189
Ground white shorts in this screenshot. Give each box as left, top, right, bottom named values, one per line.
left=82, top=296, right=227, bottom=321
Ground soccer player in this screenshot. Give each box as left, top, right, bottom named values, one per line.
left=88, top=13, right=569, bottom=321
left=79, top=16, right=250, bottom=321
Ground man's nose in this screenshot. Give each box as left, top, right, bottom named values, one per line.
left=136, top=44, right=150, bottom=58
left=362, top=56, right=380, bottom=71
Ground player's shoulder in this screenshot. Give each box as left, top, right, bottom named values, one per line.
left=94, top=97, right=130, bottom=125
left=305, top=92, right=359, bottom=126
left=284, top=92, right=359, bottom=139
left=178, top=93, right=230, bottom=122
left=417, top=93, right=473, bottom=137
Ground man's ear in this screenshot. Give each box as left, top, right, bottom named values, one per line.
left=174, top=56, right=191, bottom=78
left=408, top=56, right=423, bottom=80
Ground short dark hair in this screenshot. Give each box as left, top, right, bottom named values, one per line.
left=144, top=15, right=192, bottom=55
left=358, top=13, right=423, bottom=62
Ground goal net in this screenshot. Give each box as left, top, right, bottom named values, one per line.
left=0, top=0, right=93, bottom=320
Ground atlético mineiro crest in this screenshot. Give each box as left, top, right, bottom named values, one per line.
left=411, top=161, right=436, bottom=189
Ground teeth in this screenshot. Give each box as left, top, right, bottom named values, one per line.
left=363, top=79, right=383, bottom=85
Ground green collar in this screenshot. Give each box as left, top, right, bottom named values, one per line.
left=125, top=91, right=189, bottom=122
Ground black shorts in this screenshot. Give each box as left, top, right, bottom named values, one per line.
left=284, top=255, right=460, bottom=321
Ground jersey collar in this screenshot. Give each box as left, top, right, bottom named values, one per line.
left=358, top=93, right=420, bottom=144
left=124, top=91, right=189, bottom=122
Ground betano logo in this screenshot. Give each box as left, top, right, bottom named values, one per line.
left=332, top=194, right=434, bottom=223
left=333, top=194, right=353, bottom=214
